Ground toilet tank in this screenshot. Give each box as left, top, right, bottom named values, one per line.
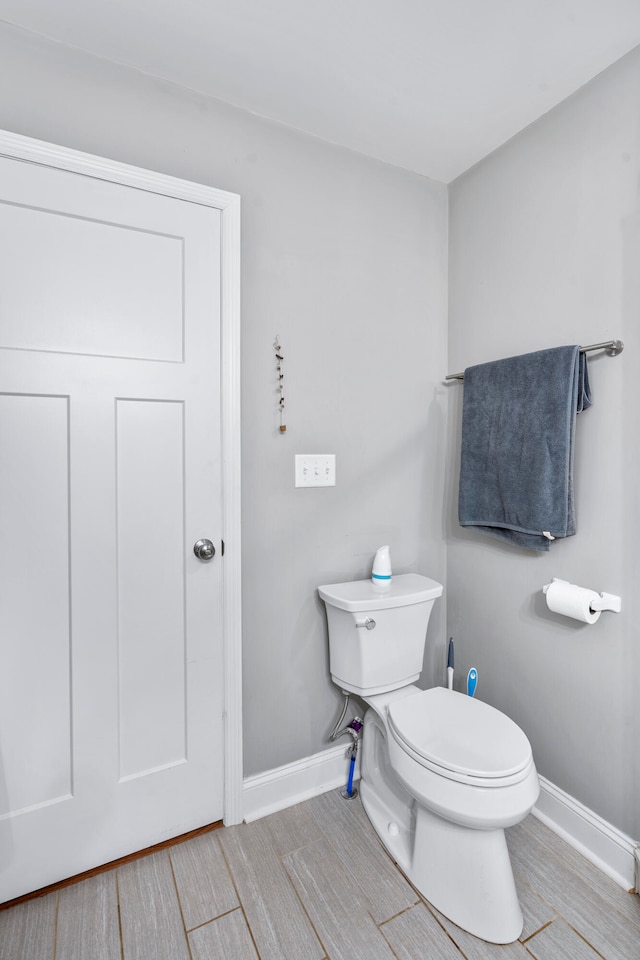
left=318, top=573, right=443, bottom=696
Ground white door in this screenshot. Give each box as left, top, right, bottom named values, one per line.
left=0, top=150, right=225, bottom=902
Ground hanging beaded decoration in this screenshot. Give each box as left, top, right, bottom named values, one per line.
left=275, top=336, right=286, bottom=432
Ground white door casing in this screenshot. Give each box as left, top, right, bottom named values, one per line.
left=0, top=131, right=242, bottom=902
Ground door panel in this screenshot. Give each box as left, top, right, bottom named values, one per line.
left=0, top=394, right=72, bottom=815
left=1, top=201, right=184, bottom=360
left=0, top=154, right=224, bottom=901
left=116, top=399, right=187, bottom=781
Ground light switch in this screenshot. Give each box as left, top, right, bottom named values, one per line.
left=295, top=454, right=336, bottom=487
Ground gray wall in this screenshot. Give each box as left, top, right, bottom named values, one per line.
left=0, top=25, right=448, bottom=777
left=448, top=48, right=640, bottom=838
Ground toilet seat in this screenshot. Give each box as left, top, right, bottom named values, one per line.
left=387, top=687, right=533, bottom=787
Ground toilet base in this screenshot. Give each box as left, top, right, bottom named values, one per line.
left=360, top=779, right=522, bottom=944
left=411, top=805, right=523, bottom=944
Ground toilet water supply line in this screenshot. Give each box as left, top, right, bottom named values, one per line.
left=328, top=693, right=362, bottom=799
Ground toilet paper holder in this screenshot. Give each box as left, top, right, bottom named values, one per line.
left=542, top=579, right=621, bottom=614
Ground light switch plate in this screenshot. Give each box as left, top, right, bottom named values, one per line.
left=295, top=454, right=336, bottom=487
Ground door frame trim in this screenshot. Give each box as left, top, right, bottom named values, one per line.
left=0, top=130, right=244, bottom=825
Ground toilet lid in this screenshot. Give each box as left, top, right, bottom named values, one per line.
left=387, top=687, right=532, bottom=780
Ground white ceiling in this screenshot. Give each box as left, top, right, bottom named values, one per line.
left=2, top=0, right=640, bottom=182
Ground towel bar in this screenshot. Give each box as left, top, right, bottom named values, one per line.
left=445, top=339, right=623, bottom=381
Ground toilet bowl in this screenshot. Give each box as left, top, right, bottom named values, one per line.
left=386, top=686, right=537, bottom=827
left=319, top=574, right=540, bottom=944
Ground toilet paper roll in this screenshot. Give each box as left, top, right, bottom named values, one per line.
left=544, top=579, right=601, bottom=624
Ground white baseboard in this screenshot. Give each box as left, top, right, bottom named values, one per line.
left=242, top=744, right=360, bottom=823
left=533, top=775, right=638, bottom=892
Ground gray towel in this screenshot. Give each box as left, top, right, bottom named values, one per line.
left=458, top=345, right=592, bottom=552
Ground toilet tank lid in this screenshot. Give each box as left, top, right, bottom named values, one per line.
left=318, top=573, right=443, bottom=612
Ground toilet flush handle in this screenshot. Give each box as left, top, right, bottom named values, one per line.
left=355, top=618, right=376, bottom=630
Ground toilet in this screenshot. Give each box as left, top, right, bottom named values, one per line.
left=318, top=573, right=539, bottom=944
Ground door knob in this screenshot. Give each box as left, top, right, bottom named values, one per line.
left=194, top=538, right=216, bottom=561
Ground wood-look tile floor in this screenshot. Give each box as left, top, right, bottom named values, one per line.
left=2, top=789, right=640, bottom=959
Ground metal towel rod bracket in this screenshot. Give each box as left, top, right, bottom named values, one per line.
left=445, top=339, right=624, bottom=381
